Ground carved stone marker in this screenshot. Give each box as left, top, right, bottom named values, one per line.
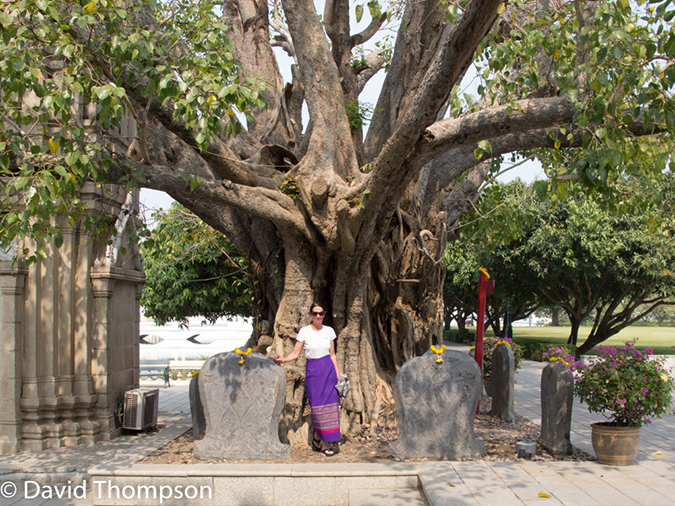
left=540, top=361, right=574, bottom=458
left=490, top=343, right=515, bottom=423
left=189, top=373, right=206, bottom=440
left=389, top=349, right=485, bottom=459
left=193, top=351, right=289, bottom=460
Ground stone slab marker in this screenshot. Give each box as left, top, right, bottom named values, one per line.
left=540, top=361, right=574, bottom=458
left=490, top=343, right=515, bottom=423
left=389, top=349, right=485, bottom=459
left=194, top=351, right=289, bottom=460
left=189, top=374, right=206, bottom=440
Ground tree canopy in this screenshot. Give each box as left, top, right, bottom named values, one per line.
left=140, top=202, right=256, bottom=326
left=443, top=184, right=542, bottom=337
left=526, top=177, right=675, bottom=355
left=2, top=0, right=675, bottom=439
left=448, top=176, right=675, bottom=355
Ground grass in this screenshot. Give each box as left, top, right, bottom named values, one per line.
left=502, top=325, right=675, bottom=355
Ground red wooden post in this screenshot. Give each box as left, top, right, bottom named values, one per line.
left=475, top=268, right=490, bottom=413
left=475, top=268, right=490, bottom=371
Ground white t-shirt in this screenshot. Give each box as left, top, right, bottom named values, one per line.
left=296, top=325, right=336, bottom=359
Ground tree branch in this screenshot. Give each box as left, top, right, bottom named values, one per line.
left=351, top=12, right=388, bottom=47
left=281, top=0, right=358, bottom=178
left=424, top=97, right=576, bottom=155
left=364, top=0, right=504, bottom=218
left=123, top=160, right=311, bottom=240
left=357, top=51, right=386, bottom=94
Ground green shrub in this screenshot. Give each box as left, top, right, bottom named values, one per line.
left=512, top=339, right=576, bottom=362
left=443, top=328, right=475, bottom=344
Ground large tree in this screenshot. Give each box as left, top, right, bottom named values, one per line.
left=2, top=0, right=674, bottom=441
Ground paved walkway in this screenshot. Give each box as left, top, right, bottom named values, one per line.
left=0, top=349, right=674, bottom=506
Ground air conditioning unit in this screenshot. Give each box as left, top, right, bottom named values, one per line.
left=122, top=388, right=159, bottom=430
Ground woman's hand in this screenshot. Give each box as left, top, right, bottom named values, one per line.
left=275, top=341, right=304, bottom=364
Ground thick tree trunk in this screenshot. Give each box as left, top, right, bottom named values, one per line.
left=567, top=319, right=580, bottom=346
left=266, top=181, right=447, bottom=442
left=126, top=0, right=552, bottom=444
left=575, top=331, right=610, bottom=356
left=551, top=307, right=559, bottom=326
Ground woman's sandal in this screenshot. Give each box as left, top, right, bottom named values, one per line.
left=312, top=436, right=335, bottom=457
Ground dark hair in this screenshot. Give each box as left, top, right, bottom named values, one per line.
left=310, top=301, right=325, bottom=313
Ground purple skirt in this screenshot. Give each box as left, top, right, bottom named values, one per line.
left=305, top=355, right=341, bottom=442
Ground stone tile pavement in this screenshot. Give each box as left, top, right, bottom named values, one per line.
left=1, top=350, right=674, bottom=506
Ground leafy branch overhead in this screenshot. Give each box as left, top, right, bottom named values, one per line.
left=0, top=0, right=264, bottom=259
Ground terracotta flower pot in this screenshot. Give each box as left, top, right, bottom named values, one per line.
left=591, top=422, right=641, bottom=466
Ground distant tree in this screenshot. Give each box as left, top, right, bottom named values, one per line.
left=535, top=305, right=565, bottom=326
left=639, top=303, right=675, bottom=327
left=525, top=180, right=675, bottom=355
left=447, top=176, right=675, bottom=355
left=140, top=203, right=257, bottom=326
left=444, top=181, right=542, bottom=336
left=444, top=238, right=542, bottom=336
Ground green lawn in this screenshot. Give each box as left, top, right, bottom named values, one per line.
left=500, top=325, right=675, bottom=355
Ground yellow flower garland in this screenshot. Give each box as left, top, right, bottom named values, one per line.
left=549, top=357, right=569, bottom=366
left=478, top=267, right=490, bottom=279
left=235, top=347, right=252, bottom=365
left=431, top=344, right=446, bottom=363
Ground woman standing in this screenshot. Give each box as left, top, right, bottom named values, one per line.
left=275, top=302, right=341, bottom=456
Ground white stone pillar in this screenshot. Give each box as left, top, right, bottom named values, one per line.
left=0, top=261, right=28, bottom=454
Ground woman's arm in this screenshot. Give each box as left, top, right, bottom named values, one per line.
left=329, top=340, right=340, bottom=380
left=274, top=340, right=304, bottom=364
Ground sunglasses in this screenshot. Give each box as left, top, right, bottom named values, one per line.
left=311, top=311, right=326, bottom=316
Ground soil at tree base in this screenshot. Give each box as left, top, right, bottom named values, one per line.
left=140, top=398, right=594, bottom=465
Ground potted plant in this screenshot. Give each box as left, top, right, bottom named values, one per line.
left=477, top=337, right=523, bottom=396
left=572, top=342, right=674, bottom=465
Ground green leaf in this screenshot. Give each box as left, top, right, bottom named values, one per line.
left=0, top=12, right=12, bottom=27
left=355, top=4, right=364, bottom=22
left=367, top=0, right=382, bottom=19
left=48, top=138, right=60, bottom=154
left=478, top=140, right=492, bottom=154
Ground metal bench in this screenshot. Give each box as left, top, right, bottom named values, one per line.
left=139, top=359, right=171, bottom=387
left=168, top=359, right=205, bottom=380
